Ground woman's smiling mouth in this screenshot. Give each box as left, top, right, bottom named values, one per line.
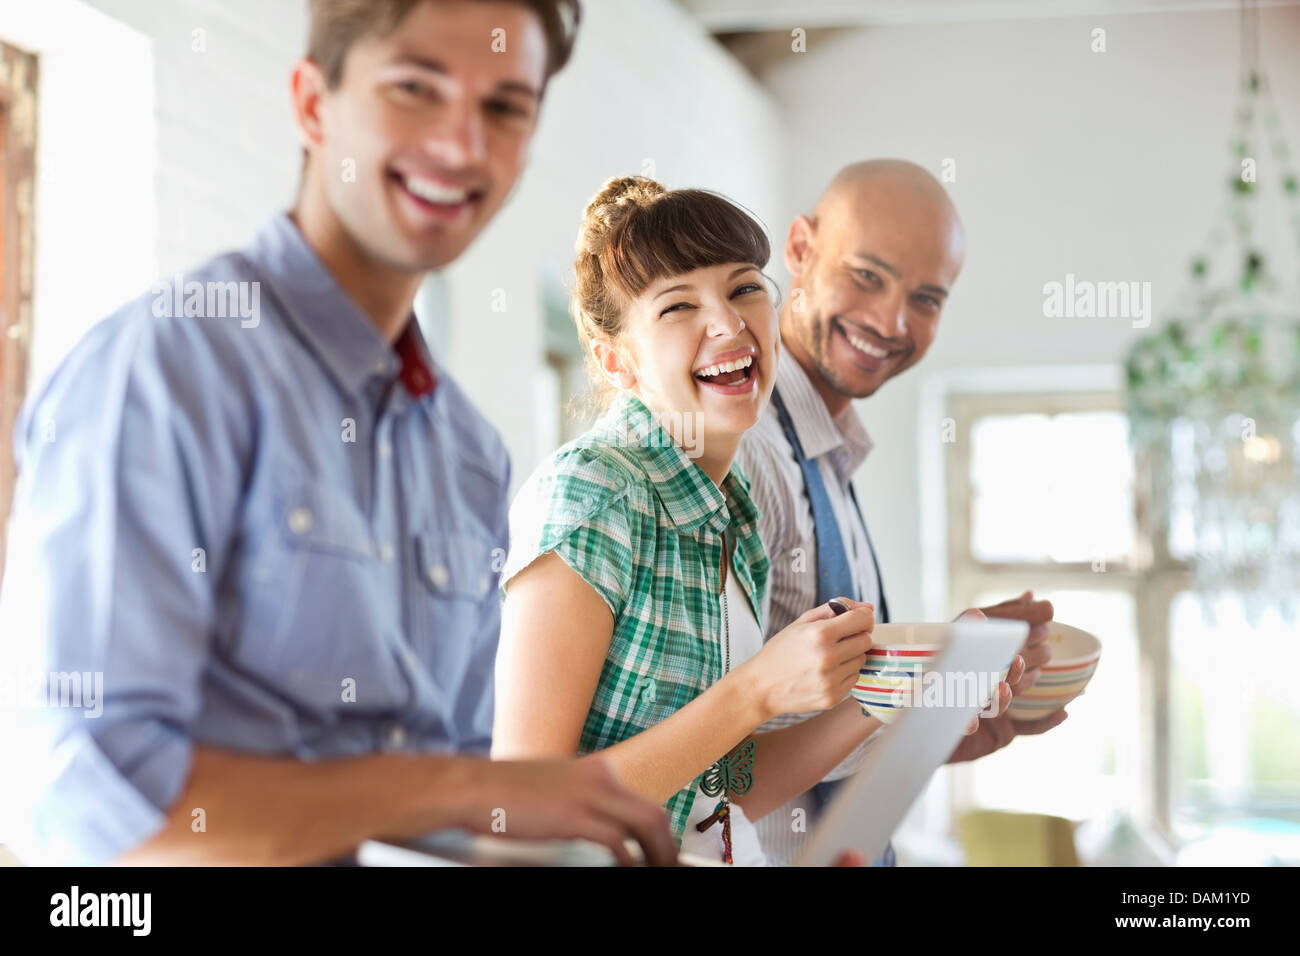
left=693, top=347, right=758, bottom=394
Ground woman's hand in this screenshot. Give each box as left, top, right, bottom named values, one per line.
left=737, top=597, right=874, bottom=722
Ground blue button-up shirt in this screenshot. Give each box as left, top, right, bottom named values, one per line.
left=0, top=213, right=509, bottom=864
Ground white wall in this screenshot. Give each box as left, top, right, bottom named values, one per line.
left=0, top=0, right=158, bottom=391
left=758, top=5, right=1300, bottom=623
left=82, top=0, right=307, bottom=272
left=1, top=0, right=306, bottom=387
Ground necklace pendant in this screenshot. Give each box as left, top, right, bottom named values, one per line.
left=694, top=799, right=734, bottom=864
left=700, top=738, right=756, bottom=799
left=696, top=798, right=727, bottom=833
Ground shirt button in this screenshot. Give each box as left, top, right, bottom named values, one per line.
left=378, top=441, right=392, bottom=460
left=384, top=724, right=407, bottom=749
left=479, top=574, right=492, bottom=597
left=429, top=564, right=450, bottom=588
left=372, top=359, right=390, bottom=376
left=378, top=542, right=395, bottom=563
left=287, top=507, right=314, bottom=535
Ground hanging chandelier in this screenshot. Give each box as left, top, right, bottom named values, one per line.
left=1124, top=1, right=1300, bottom=627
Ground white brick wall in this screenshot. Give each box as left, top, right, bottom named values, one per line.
left=2, top=0, right=307, bottom=388
left=2, top=0, right=157, bottom=390
left=84, top=0, right=307, bottom=273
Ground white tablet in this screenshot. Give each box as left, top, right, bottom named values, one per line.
left=795, top=617, right=1028, bottom=867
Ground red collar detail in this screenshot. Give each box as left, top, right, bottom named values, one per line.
left=394, top=321, right=437, bottom=398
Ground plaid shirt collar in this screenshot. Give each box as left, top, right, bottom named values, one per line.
left=592, top=392, right=761, bottom=539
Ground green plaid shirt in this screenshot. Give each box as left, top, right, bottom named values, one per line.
left=503, top=393, right=769, bottom=842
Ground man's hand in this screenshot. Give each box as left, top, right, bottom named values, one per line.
left=976, top=591, right=1055, bottom=693
left=945, top=590, right=1066, bottom=760
left=947, top=709, right=1069, bottom=763
left=113, top=748, right=679, bottom=867
left=953, top=608, right=1021, bottom=736
left=462, top=757, right=679, bottom=866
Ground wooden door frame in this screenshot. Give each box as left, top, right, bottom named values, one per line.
left=0, top=40, right=38, bottom=586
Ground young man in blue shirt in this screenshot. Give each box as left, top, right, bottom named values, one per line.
left=0, top=0, right=676, bottom=867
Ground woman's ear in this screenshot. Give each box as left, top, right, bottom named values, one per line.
left=590, top=339, right=636, bottom=390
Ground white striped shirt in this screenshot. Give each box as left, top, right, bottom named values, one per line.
left=735, top=341, right=884, bottom=866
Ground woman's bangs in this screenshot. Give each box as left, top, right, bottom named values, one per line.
left=601, top=191, right=770, bottom=300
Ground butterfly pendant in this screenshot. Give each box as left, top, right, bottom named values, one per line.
left=700, top=738, right=755, bottom=799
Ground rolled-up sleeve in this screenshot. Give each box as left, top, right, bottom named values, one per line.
left=0, top=311, right=242, bottom=864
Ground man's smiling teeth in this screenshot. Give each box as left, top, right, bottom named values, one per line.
left=404, top=175, right=471, bottom=205
left=695, top=355, right=754, bottom=378
left=842, top=325, right=890, bottom=359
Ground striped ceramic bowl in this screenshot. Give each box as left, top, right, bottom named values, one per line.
left=1006, top=622, right=1101, bottom=719
left=853, top=622, right=1018, bottom=724
left=852, top=623, right=945, bottom=724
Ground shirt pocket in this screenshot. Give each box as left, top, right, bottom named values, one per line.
left=233, top=476, right=407, bottom=710
left=414, top=529, right=501, bottom=602
left=408, top=526, right=503, bottom=705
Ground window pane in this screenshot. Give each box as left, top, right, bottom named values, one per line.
left=1171, top=593, right=1300, bottom=863
left=969, top=412, right=1135, bottom=563
left=964, top=589, right=1140, bottom=820
left=1167, top=418, right=1198, bottom=560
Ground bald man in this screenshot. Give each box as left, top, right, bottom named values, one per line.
left=737, top=159, right=1066, bottom=867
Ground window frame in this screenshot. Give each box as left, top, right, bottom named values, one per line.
left=933, top=366, right=1192, bottom=852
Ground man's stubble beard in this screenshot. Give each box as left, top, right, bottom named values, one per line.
left=805, top=306, right=887, bottom=402
left=791, top=265, right=886, bottom=403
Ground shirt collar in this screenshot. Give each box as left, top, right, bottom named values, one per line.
left=245, top=211, right=406, bottom=397
left=775, top=340, right=874, bottom=474
left=593, top=392, right=760, bottom=537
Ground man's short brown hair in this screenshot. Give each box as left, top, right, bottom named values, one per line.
left=307, top=0, right=581, bottom=89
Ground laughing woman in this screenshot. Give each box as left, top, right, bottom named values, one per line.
left=494, top=178, right=968, bottom=865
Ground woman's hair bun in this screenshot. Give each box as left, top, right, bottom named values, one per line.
left=577, top=176, right=666, bottom=255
